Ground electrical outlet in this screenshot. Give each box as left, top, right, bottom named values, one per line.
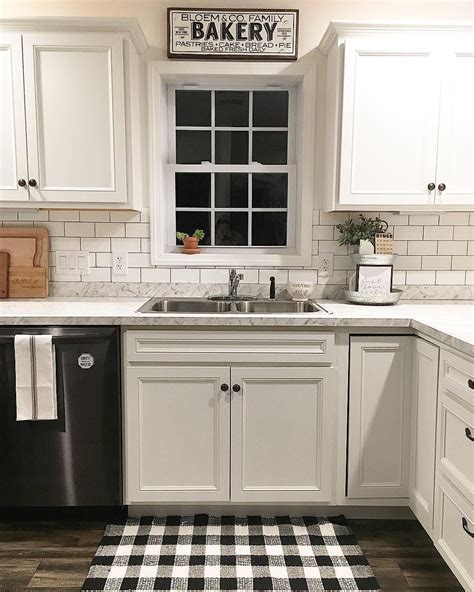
left=112, top=252, right=128, bottom=275
left=317, top=253, right=334, bottom=277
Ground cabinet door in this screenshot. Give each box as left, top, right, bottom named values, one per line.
left=348, top=336, right=413, bottom=498
left=125, top=366, right=230, bottom=503
left=409, top=338, right=439, bottom=535
left=22, top=33, right=127, bottom=203
left=0, top=33, right=29, bottom=202
left=435, top=43, right=474, bottom=206
left=231, top=366, right=336, bottom=502
left=339, top=39, right=440, bottom=206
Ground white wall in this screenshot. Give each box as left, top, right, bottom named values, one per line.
left=2, top=0, right=473, bottom=59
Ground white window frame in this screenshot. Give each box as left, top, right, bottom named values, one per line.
left=149, top=60, right=317, bottom=267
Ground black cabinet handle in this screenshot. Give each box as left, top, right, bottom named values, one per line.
left=465, top=427, right=474, bottom=442
left=427, top=183, right=435, bottom=191
left=468, top=379, right=474, bottom=389
left=220, top=384, right=229, bottom=392
left=18, top=179, right=26, bottom=187
left=438, top=183, right=446, bottom=192
left=462, top=518, right=474, bottom=538
left=28, top=179, right=37, bottom=187
left=232, top=384, right=241, bottom=393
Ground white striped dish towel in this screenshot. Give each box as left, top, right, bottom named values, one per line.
left=14, top=335, right=58, bottom=421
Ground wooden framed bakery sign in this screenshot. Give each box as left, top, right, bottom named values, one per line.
left=168, top=7, right=299, bottom=60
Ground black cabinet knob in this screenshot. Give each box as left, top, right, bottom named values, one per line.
left=28, top=179, right=37, bottom=187
left=468, top=379, right=474, bottom=389
left=427, top=183, right=435, bottom=191
left=232, top=384, right=241, bottom=393
left=18, top=179, right=27, bottom=187
left=438, top=183, right=446, bottom=192
left=465, top=427, right=474, bottom=442
left=462, top=517, right=474, bottom=538
left=220, top=384, right=229, bottom=392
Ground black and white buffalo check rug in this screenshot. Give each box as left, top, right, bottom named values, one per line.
left=82, top=515, right=379, bottom=591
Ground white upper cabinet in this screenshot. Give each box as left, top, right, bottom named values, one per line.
left=321, top=23, right=474, bottom=211
left=22, top=33, right=127, bottom=203
left=0, top=19, right=147, bottom=209
left=436, top=41, right=474, bottom=206
left=0, top=33, right=28, bottom=202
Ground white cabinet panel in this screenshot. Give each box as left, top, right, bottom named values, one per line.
left=436, top=46, right=474, bottom=206
left=339, top=39, right=439, bottom=206
left=125, top=366, right=230, bottom=502
left=409, top=338, right=439, bottom=535
left=22, top=33, right=127, bottom=203
left=348, top=336, right=413, bottom=498
left=231, top=366, right=335, bottom=502
left=0, top=33, right=28, bottom=202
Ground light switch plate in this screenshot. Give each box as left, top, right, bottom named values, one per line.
left=55, top=251, right=90, bottom=276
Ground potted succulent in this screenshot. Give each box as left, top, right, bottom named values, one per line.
left=176, top=229, right=205, bottom=254
left=336, top=214, right=388, bottom=252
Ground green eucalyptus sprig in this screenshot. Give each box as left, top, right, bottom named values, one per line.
left=336, top=214, right=388, bottom=246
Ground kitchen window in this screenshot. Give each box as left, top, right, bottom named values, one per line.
left=149, top=61, right=316, bottom=267
left=168, top=87, right=297, bottom=248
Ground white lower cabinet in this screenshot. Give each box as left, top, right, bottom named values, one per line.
left=231, top=367, right=335, bottom=502
left=347, top=336, right=413, bottom=498
left=125, top=366, right=231, bottom=502
left=125, top=359, right=336, bottom=504
left=409, top=338, right=440, bottom=535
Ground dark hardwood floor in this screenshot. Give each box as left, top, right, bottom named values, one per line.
left=0, top=518, right=462, bottom=591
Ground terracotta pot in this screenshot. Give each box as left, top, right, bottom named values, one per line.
left=182, top=236, right=200, bottom=254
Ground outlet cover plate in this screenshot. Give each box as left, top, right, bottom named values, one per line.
left=55, top=251, right=89, bottom=276
left=317, top=253, right=334, bottom=277
left=112, top=252, right=128, bottom=275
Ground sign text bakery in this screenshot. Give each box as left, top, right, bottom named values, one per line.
left=168, top=8, right=299, bottom=60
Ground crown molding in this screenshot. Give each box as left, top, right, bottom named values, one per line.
left=319, top=20, right=474, bottom=54
left=0, top=17, right=149, bottom=54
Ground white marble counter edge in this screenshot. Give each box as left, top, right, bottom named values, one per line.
left=0, top=300, right=472, bottom=356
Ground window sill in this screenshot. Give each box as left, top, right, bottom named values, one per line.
left=152, top=250, right=312, bottom=268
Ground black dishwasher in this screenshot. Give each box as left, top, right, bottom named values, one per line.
left=0, top=327, right=122, bottom=507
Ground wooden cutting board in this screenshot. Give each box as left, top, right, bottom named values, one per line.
left=0, top=252, right=8, bottom=298
left=0, top=228, right=49, bottom=297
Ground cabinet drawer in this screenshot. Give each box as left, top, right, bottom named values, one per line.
left=440, top=350, right=474, bottom=408
left=125, top=330, right=335, bottom=364
left=435, top=477, right=474, bottom=592
left=438, top=395, right=474, bottom=503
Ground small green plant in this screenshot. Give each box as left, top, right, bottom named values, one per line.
left=336, top=214, right=388, bottom=246
left=176, top=229, right=205, bottom=242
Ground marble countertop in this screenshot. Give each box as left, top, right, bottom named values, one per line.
left=0, top=298, right=472, bottom=356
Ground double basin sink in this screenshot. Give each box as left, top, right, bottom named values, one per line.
left=137, top=297, right=330, bottom=315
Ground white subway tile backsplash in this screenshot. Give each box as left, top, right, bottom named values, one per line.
left=239, top=269, right=259, bottom=284
left=95, top=222, right=125, bottom=238
left=50, top=237, right=81, bottom=251
left=312, top=226, right=333, bottom=240
left=319, top=240, right=347, bottom=254
left=141, top=239, right=151, bottom=253
left=406, top=271, right=436, bottom=285
left=333, top=255, right=354, bottom=270
left=394, top=226, right=423, bottom=240
left=200, top=268, right=229, bottom=283
left=317, top=270, right=346, bottom=285
left=126, top=223, right=150, bottom=238
left=409, top=214, right=439, bottom=225
left=81, top=238, right=111, bottom=252
left=424, top=226, right=453, bottom=240
left=112, top=268, right=141, bottom=283
left=466, top=271, right=474, bottom=285
left=83, top=267, right=111, bottom=282
left=0, top=211, right=18, bottom=221
left=80, top=211, right=110, bottom=222
left=393, top=240, right=408, bottom=255
left=438, top=241, right=467, bottom=255
left=468, top=242, right=474, bottom=256
left=96, top=253, right=113, bottom=267
left=421, top=255, right=451, bottom=270
left=19, top=211, right=48, bottom=221
left=141, top=268, right=171, bottom=283
left=439, top=213, right=469, bottom=226
left=452, top=255, right=474, bottom=270
left=394, top=256, right=422, bottom=270
left=49, top=211, right=80, bottom=221
left=407, top=241, right=437, bottom=255
left=170, top=268, right=200, bottom=283
left=436, top=271, right=466, bottom=285
left=128, top=253, right=151, bottom=267
left=65, top=222, right=95, bottom=237
left=110, top=238, right=141, bottom=252
left=35, top=222, right=65, bottom=236
left=110, top=211, right=140, bottom=223
left=288, top=269, right=317, bottom=282
left=454, top=226, right=474, bottom=240
left=319, top=211, right=348, bottom=225
left=382, top=213, right=409, bottom=226
left=392, top=271, right=406, bottom=285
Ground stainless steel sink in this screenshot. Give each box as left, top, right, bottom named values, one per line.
left=137, top=298, right=232, bottom=314
left=234, top=300, right=324, bottom=314
left=208, top=295, right=256, bottom=302
left=137, top=297, right=330, bottom=315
